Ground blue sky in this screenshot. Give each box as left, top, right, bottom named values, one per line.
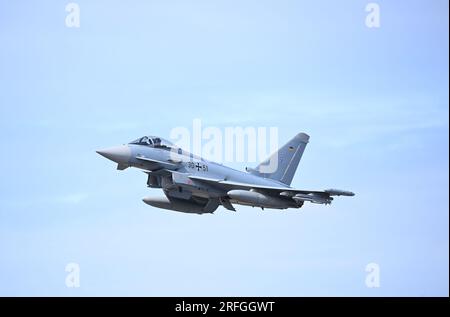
left=0, top=0, right=448, bottom=296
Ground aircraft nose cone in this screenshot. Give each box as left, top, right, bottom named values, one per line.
left=96, top=145, right=131, bottom=164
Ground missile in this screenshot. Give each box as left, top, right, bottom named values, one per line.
left=325, top=189, right=355, bottom=196
left=227, top=190, right=293, bottom=209
left=293, top=193, right=333, bottom=205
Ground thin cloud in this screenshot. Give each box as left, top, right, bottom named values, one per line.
left=0, top=193, right=89, bottom=209
left=54, top=193, right=89, bottom=205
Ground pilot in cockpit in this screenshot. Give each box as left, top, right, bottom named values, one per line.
left=129, top=136, right=174, bottom=150
left=152, top=137, right=161, bottom=147
left=141, top=136, right=151, bottom=145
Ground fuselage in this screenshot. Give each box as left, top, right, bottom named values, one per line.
left=97, top=133, right=354, bottom=214
left=127, top=143, right=291, bottom=192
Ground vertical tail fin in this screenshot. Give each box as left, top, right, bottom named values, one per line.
left=248, top=133, right=309, bottom=185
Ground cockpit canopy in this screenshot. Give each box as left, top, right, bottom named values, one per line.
left=129, top=136, right=174, bottom=149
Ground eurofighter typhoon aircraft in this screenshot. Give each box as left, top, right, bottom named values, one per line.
left=97, top=133, right=354, bottom=214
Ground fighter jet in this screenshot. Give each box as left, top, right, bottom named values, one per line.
left=97, top=133, right=354, bottom=214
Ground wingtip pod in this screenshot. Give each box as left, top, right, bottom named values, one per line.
left=325, top=189, right=355, bottom=196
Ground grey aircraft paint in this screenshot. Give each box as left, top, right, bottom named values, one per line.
left=97, top=133, right=354, bottom=214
